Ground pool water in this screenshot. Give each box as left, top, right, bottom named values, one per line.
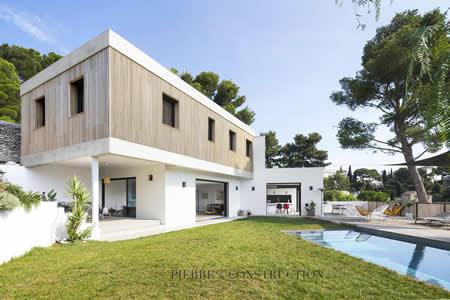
left=296, top=230, right=450, bottom=290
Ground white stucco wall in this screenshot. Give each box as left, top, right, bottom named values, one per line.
left=240, top=136, right=324, bottom=216
left=0, top=202, right=67, bottom=264
left=0, top=164, right=91, bottom=203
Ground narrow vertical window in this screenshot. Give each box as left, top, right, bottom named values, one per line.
left=246, top=139, right=252, bottom=157
left=162, top=94, right=178, bottom=127
left=35, top=96, right=45, bottom=128
left=208, top=117, right=215, bottom=142
left=229, top=130, right=236, bottom=151
left=70, top=77, right=84, bottom=115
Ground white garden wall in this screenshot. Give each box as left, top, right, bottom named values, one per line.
left=322, top=201, right=368, bottom=214
left=0, top=202, right=67, bottom=264
left=0, top=164, right=91, bottom=203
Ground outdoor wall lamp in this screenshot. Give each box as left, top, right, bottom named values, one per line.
left=236, top=186, right=239, bottom=191
left=148, top=175, right=153, bottom=181
left=252, top=186, right=255, bottom=191
left=182, top=182, right=187, bottom=188
left=309, top=186, right=313, bottom=190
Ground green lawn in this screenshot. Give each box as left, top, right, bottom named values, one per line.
left=0, top=217, right=448, bottom=299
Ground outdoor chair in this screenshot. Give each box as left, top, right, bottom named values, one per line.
left=355, top=205, right=389, bottom=220
left=384, top=204, right=403, bottom=216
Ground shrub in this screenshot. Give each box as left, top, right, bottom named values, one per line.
left=0, top=191, right=20, bottom=210
left=324, top=190, right=356, bottom=201
left=337, top=191, right=356, bottom=201
left=358, top=190, right=390, bottom=202
left=47, top=189, right=57, bottom=201
left=66, top=176, right=92, bottom=242
left=432, top=189, right=450, bottom=202
left=324, top=190, right=339, bottom=202
left=4, top=184, right=41, bottom=211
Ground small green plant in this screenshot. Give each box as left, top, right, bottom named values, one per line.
left=0, top=191, right=20, bottom=210
left=47, top=189, right=57, bottom=202
left=4, top=184, right=41, bottom=211
left=20, top=192, right=41, bottom=211
left=65, top=176, right=92, bottom=242
left=305, top=201, right=316, bottom=216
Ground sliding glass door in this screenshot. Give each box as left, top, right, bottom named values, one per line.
left=126, top=178, right=136, bottom=218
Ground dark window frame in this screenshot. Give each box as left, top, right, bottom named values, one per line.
left=246, top=139, right=252, bottom=157
left=162, top=94, right=178, bottom=128
left=34, top=96, right=45, bottom=128
left=208, top=117, right=215, bottom=142
left=229, top=130, right=236, bottom=151
left=70, top=77, right=85, bottom=116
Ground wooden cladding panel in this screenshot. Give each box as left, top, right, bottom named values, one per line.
left=109, top=49, right=253, bottom=172
left=21, top=49, right=109, bottom=156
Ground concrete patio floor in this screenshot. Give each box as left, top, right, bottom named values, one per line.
left=98, top=216, right=245, bottom=242
left=312, top=215, right=450, bottom=250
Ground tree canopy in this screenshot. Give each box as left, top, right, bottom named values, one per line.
left=0, top=58, right=20, bottom=123
left=330, top=9, right=448, bottom=203
left=171, top=69, right=255, bottom=125
left=324, top=171, right=351, bottom=191
left=261, top=131, right=282, bottom=168
left=353, top=168, right=379, bottom=180
left=280, top=133, right=330, bottom=168
left=0, top=44, right=62, bottom=82
left=261, top=131, right=330, bottom=168
left=0, top=44, right=62, bottom=123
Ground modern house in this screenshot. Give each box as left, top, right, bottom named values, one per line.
left=1, top=30, right=323, bottom=238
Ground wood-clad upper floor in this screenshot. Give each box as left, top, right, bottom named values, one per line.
left=21, top=46, right=254, bottom=172
left=21, top=48, right=110, bottom=156
left=109, top=49, right=253, bottom=172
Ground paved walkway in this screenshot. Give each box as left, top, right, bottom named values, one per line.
left=98, top=216, right=245, bottom=242
left=312, top=216, right=450, bottom=250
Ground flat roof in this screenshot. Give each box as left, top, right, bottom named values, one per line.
left=20, top=29, right=256, bottom=136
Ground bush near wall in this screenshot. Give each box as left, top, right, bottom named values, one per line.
left=0, top=181, right=41, bottom=211
left=357, top=190, right=390, bottom=202
left=432, top=189, right=450, bottom=202
left=0, top=191, right=20, bottom=210
left=324, top=190, right=356, bottom=201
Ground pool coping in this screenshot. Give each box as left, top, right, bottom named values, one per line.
left=284, top=226, right=450, bottom=251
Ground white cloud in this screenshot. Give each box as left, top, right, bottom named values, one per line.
left=0, top=4, right=54, bottom=43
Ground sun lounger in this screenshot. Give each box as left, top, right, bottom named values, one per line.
left=415, top=212, right=450, bottom=225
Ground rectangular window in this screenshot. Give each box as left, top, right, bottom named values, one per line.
left=246, top=139, right=252, bottom=157
left=70, top=77, right=84, bottom=115
left=162, top=94, right=178, bottom=127
left=208, top=117, right=215, bottom=142
left=35, top=96, right=45, bottom=128
left=229, top=130, right=236, bottom=151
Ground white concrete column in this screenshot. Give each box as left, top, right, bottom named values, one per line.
left=91, top=157, right=100, bottom=238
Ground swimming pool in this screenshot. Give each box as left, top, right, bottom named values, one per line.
left=296, top=230, right=450, bottom=290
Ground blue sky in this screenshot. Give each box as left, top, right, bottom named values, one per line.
left=1, top=0, right=448, bottom=170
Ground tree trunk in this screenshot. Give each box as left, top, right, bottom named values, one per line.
left=402, top=145, right=430, bottom=204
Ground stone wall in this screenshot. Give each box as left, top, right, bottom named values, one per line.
left=0, top=121, right=21, bottom=163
